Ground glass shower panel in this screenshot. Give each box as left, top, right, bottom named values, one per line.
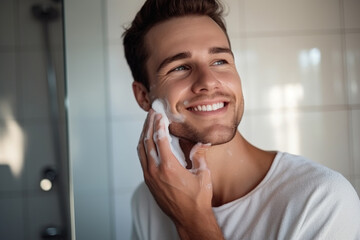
left=0, top=0, right=70, bottom=239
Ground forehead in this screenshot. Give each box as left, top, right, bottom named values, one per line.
left=144, top=15, right=230, bottom=66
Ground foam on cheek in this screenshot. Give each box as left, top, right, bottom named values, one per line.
left=164, top=99, right=185, bottom=123
left=153, top=128, right=167, bottom=141
left=153, top=118, right=167, bottom=141
left=152, top=99, right=186, bottom=167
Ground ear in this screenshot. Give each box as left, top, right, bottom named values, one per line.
left=132, top=81, right=151, bottom=111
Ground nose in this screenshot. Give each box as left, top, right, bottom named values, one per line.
left=191, top=65, right=221, bottom=93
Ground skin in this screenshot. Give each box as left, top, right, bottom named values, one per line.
left=133, top=15, right=276, bottom=239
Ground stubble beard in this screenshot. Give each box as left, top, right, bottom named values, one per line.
left=169, top=107, right=243, bottom=146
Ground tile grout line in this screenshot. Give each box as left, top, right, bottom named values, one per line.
left=339, top=0, right=356, bottom=184
left=102, top=0, right=116, bottom=239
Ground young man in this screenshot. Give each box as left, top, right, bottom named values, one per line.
left=123, top=0, right=360, bottom=239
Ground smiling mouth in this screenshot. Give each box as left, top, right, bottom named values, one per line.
left=187, top=102, right=227, bottom=112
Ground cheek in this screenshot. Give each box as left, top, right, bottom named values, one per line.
left=219, top=71, right=242, bottom=92
left=164, top=81, right=192, bottom=102
left=149, top=81, right=191, bottom=112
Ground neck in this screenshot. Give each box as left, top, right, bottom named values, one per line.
left=180, top=131, right=276, bottom=207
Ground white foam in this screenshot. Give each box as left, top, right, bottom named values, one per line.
left=189, top=143, right=211, bottom=173
left=152, top=99, right=186, bottom=167
left=150, top=149, right=160, bottom=166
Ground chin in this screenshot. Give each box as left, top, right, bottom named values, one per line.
left=173, top=124, right=237, bottom=146
left=202, top=129, right=237, bottom=146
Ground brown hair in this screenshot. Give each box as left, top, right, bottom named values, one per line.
left=122, top=0, right=229, bottom=90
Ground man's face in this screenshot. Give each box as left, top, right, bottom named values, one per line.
left=144, top=15, right=244, bottom=145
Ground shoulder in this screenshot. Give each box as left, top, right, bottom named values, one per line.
left=131, top=182, right=159, bottom=224
left=274, top=152, right=360, bottom=239
left=264, top=152, right=360, bottom=206
left=132, top=182, right=152, bottom=206
left=275, top=152, right=349, bottom=186
left=268, top=152, right=360, bottom=218
left=274, top=152, right=357, bottom=194
left=131, top=182, right=178, bottom=240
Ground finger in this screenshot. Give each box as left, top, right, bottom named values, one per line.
left=137, top=112, right=152, bottom=171
left=198, top=164, right=213, bottom=194
left=144, top=110, right=155, bottom=142
left=190, top=143, right=211, bottom=170
left=190, top=144, right=213, bottom=192
left=137, top=139, right=147, bottom=172
left=153, top=113, right=181, bottom=168
left=144, top=110, right=161, bottom=168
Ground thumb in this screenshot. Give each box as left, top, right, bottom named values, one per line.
left=190, top=143, right=212, bottom=192
left=190, top=143, right=211, bottom=170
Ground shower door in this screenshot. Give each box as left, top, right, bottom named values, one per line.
left=0, top=0, right=71, bottom=239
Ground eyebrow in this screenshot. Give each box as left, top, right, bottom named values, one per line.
left=157, top=52, right=191, bottom=73
left=156, top=47, right=234, bottom=73
left=209, top=47, right=234, bottom=57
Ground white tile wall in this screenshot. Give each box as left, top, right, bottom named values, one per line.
left=18, top=0, right=43, bottom=47
left=0, top=0, right=16, bottom=46
left=19, top=50, right=49, bottom=119
left=346, top=33, right=360, bottom=105
left=229, top=37, right=248, bottom=80
left=0, top=51, right=17, bottom=119
left=343, top=0, right=360, bottom=29
left=65, top=45, right=107, bottom=119
left=26, top=192, right=62, bottom=239
left=74, top=190, right=112, bottom=239
left=22, top=121, right=55, bottom=191
left=244, top=34, right=345, bottom=110
left=244, top=110, right=352, bottom=177
left=241, top=0, right=341, bottom=32
left=107, top=44, right=145, bottom=118
left=65, top=1, right=114, bottom=239
left=18, top=0, right=63, bottom=48
left=105, top=1, right=149, bottom=238
left=111, top=120, right=144, bottom=192
left=354, top=178, right=360, bottom=197
left=1, top=0, right=68, bottom=239
left=0, top=160, right=23, bottom=192
left=114, top=191, right=134, bottom=240
left=221, top=0, right=245, bottom=37
left=106, top=0, right=145, bottom=43
left=352, top=110, right=360, bottom=176
left=0, top=196, right=24, bottom=240
left=66, top=0, right=360, bottom=239
left=70, top=120, right=110, bottom=192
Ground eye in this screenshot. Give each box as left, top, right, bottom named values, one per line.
left=169, top=65, right=189, bottom=73
left=213, top=60, right=227, bottom=66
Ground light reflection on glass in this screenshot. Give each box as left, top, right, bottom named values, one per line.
left=347, top=52, right=359, bottom=96
left=0, top=102, right=26, bottom=178
left=299, top=48, right=321, bottom=70
left=269, top=83, right=304, bottom=154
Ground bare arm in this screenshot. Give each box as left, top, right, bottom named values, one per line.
left=137, top=110, right=224, bottom=240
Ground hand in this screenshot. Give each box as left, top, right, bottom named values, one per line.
left=137, top=110, right=224, bottom=239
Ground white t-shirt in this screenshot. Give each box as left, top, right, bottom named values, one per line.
left=131, top=152, right=360, bottom=240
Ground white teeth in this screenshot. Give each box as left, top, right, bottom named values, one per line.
left=193, top=102, right=224, bottom=112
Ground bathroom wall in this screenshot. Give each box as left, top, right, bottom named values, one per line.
left=65, top=0, right=360, bottom=239
left=0, top=0, right=69, bottom=239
